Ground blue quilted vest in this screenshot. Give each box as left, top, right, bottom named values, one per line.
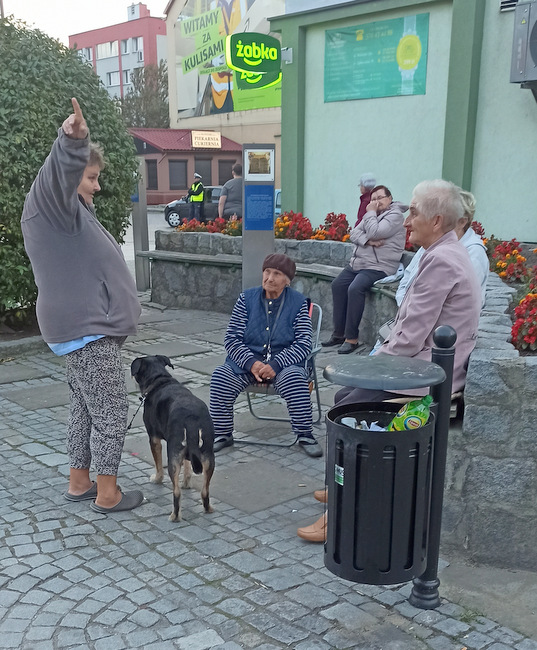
left=226, top=286, right=306, bottom=371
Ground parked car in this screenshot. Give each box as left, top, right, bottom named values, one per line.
left=274, top=188, right=281, bottom=218
left=164, top=186, right=223, bottom=227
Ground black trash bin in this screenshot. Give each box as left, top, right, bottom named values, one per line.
left=324, top=401, right=435, bottom=586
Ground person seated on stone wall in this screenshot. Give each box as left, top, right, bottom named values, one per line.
left=298, top=179, right=482, bottom=543
left=355, top=172, right=376, bottom=225
left=321, top=185, right=407, bottom=354
left=372, top=188, right=489, bottom=352
left=396, top=189, right=488, bottom=308
left=209, top=253, right=323, bottom=458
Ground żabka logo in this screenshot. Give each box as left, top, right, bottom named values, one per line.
left=235, top=40, right=279, bottom=66
left=225, top=32, right=282, bottom=90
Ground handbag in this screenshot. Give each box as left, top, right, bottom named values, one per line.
left=378, top=318, right=395, bottom=342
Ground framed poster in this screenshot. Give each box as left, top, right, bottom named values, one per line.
left=244, top=148, right=275, bottom=182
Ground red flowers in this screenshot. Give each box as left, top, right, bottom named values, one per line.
left=275, top=212, right=313, bottom=240
left=177, top=216, right=242, bottom=236
left=311, top=212, right=350, bottom=241
left=492, top=239, right=530, bottom=283
left=512, top=293, right=537, bottom=351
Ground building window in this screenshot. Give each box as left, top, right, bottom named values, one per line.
left=123, top=69, right=131, bottom=85
left=218, top=161, right=234, bottom=185
left=121, top=39, right=129, bottom=55
left=195, top=159, right=211, bottom=185
left=132, top=36, right=143, bottom=52
left=96, top=41, right=118, bottom=59
left=106, top=71, right=120, bottom=87
left=169, top=160, right=188, bottom=190
left=78, top=47, right=93, bottom=63
left=146, top=161, right=158, bottom=190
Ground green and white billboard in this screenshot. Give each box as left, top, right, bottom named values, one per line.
left=325, top=14, right=429, bottom=102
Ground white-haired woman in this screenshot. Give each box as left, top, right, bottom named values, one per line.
left=395, top=188, right=488, bottom=308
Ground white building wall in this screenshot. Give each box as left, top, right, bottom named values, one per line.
left=302, top=2, right=453, bottom=227
left=472, top=5, right=537, bottom=242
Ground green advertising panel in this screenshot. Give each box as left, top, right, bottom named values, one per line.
left=180, top=9, right=222, bottom=39
left=180, top=7, right=225, bottom=75
left=225, top=33, right=282, bottom=90
left=325, top=13, right=429, bottom=102
left=231, top=72, right=282, bottom=110
left=176, top=1, right=282, bottom=113
left=182, top=37, right=226, bottom=75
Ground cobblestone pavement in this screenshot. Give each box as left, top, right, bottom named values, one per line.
left=1, top=300, right=536, bottom=650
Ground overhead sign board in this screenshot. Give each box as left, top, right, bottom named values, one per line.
left=324, top=14, right=429, bottom=101
left=191, top=131, right=222, bottom=149
left=225, top=32, right=282, bottom=90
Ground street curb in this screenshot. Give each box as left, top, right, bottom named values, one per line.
left=0, top=335, right=48, bottom=360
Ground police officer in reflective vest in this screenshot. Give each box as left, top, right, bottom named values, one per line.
left=188, top=172, right=204, bottom=221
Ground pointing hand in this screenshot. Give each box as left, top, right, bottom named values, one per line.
left=62, top=98, right=88, bottom=139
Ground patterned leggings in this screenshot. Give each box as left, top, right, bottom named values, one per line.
left=209, top=363, right=314, bottom=442
left=65, top=336, right=128, bottom=476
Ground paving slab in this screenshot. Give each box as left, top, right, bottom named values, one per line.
left=178, top=353, right=228, bottom=375
left=209, top=459, right=318, bottom=514
left=153, top=319, right=230, bottom=336
left=124, top=327, right=168, bottom=342
left=439, top=561, right=537, bottom=640
left=124, top=340, right=210, bottom=357
left=194, top=329, right=228, bottom=345
left=3, top=382, right=69, bottom=409
left=0, top=362, right=48, bottom=384
left=123, top=430, right=154, bottom=464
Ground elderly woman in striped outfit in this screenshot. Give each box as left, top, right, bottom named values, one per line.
left=209, top=253, right=323, bottom=458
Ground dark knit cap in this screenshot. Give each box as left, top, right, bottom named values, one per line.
left=262, top=253, right=296, bottom=281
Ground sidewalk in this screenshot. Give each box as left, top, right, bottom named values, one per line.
left=0, top=296, right=536, bottom=650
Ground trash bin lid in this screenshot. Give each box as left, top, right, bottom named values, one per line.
left=323, top=355, right=446, bottom=391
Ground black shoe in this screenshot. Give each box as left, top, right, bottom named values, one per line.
left=321, top=336, right=345, bottom=348
left=338, top=341, right=363, bottom=354
left=299, top=440, right=323, bottom=458
left=213, top=435, right=234, bottom=452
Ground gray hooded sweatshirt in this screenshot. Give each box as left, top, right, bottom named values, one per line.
left=348, top=200, right=408, bottom=275
left=21, top=130, right=141, bottom=344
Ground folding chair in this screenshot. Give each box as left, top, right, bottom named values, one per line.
left=239, top=302, right=323, bottom=447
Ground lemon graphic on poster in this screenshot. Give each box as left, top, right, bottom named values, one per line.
left=396, top=15, right=422, bottom=94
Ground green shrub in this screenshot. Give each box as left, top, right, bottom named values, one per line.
left=0, top=18, right=138, bottom=319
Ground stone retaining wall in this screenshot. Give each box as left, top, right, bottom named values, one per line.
left=151, top=230, right=400, bottom=341
left=442, top=274, right=537, bottom=570
left=148, top=230, right=536, bottom=571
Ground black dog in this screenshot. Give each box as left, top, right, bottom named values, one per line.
left=130, top=355, right=215, bottom=521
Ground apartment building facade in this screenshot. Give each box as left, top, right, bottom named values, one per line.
left=69, top=2, right=167, bottom=99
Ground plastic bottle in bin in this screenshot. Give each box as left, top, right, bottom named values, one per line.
left=387, top=395, right=433, bottom=431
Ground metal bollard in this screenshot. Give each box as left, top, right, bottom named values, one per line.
left=409, top=325, right=456, bottom=609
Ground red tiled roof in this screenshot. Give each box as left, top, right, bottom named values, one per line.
left=128, top=128, right=242, bottom=152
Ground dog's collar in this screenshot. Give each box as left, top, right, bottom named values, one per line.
left=140, top=377, right=167, bottom=399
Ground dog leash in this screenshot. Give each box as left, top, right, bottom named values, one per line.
left=127, top=396, right=145, bottom=431
left=126, top=378, right=195, bottom=432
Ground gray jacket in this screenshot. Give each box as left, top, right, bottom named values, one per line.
left=348, top=200, right=407, bottom=274
left=21, top=129, right=140, bottom=344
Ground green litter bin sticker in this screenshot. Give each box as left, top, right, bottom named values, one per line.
left=335, top=465, right=344, bottom=486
